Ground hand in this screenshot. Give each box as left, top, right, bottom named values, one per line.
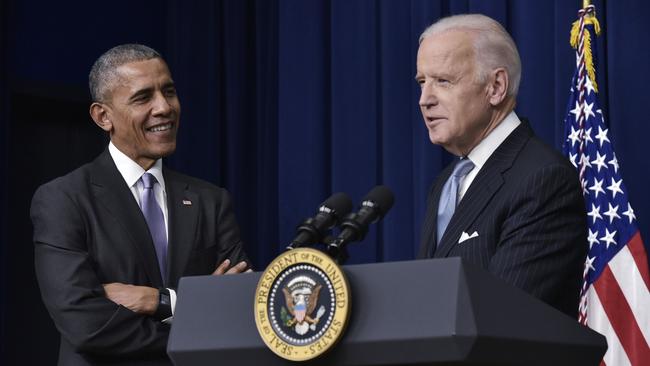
left=103, top=283, right=159, bottom=315
left=212, top=259, right=251, bottom=275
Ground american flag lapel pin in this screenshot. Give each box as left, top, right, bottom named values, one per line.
left=182, top=199, right=192, bottom=206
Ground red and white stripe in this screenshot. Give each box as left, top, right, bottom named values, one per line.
left=586, top=233, right=650, bottom=366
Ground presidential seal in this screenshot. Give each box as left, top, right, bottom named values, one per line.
left=254, top=247, right=350, bottom=361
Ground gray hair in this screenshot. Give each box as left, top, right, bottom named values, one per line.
left=89, top=44, right=162, bottom=102
left=419, top=14, right=521, bottom=97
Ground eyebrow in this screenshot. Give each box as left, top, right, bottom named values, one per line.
left=128, top=81, right=176, bottom=102
left=415, top=71, right=457, bottom=81
left=128, top=87, right=153, bottom=102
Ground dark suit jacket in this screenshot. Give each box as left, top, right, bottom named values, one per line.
left=418, top=122, right=587, bottom=317
left=31, top=150, right=249, bottom=365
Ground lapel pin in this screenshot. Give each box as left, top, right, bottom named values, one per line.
left=182, top=199, right=192, bottom=206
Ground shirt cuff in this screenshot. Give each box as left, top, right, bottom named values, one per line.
left=161, top=288, right=177, bottom=324
left=169, top=288, right=177, bottom=314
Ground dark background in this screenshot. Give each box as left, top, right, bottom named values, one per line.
left=1, top=0, right=648, bottom=364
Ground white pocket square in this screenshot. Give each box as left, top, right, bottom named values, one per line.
left=458, top=231, right=479, bottom=244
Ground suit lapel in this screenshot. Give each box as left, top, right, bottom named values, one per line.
left=90, top=150, right=164, bottom=286
left=419, top=165, right=452, bottom=258
left=435, top=122, right=534, bottom=257
left=435, top=167, right=503, bottom=257
left=165, top=170, right=199, bottom=286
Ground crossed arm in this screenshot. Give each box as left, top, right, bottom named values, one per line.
left=102, top=259, right=250, bottom=315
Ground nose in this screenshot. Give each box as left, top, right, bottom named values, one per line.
left=151, top=91, right=173, bottom=116
left=419, top=82, right=437, bottom=109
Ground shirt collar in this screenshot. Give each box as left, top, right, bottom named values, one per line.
left=467, top=110, right=521, bottom=170
left=108, top=142, right=165, bottom=191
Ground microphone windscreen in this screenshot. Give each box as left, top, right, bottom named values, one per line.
left=321, top=192, right=353, bottom=219
left=363, top=185, right=394, bottom=218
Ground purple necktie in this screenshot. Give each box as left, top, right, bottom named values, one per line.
left=140, top=173, right=168, bottom=283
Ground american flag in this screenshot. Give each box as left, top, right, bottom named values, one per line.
left=563, top=5, right=650, bottom=365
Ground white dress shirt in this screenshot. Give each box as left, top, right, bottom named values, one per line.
left=108, top=142, right=169, bottom=237
left=458, top=111, right=522, bottom=200
left=108, top=142, right=177, bottom=318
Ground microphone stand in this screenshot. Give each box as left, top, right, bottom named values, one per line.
left=325, top=236, right=349, bottom=265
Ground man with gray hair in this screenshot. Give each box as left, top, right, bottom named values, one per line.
left=31, top=44, right=251, bottom=365
left=415, top=14, right=587, bottom=317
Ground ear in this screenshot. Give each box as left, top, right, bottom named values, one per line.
left=486, top=68, right=509, bottom=106
left=89, top=102, right=113, bottom=133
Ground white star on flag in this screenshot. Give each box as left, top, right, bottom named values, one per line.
left=587, top=204, right=602, bottom=224
left=599, top=228, right=617, bottom=249
left=569, top=101, right=582, bottom=118
left=588, top=178, right=605, bottom=198
left=569, top=153, right=578, bottom=168
left=594, top=126, right=610, bottom=147
left=590, top=151, right=607, bottom=172
left=585, top=255, right=596, bottom=272
left=608, top=154, right=619, bottom=173
left=587, top=229, right=600, bottom=249
left=622, top=203, right=636, bottom=224
left=583, top=101, right=596, bottom=120
left=568, top=126, right=581, bottom=147
left=583, top=127, right=594, bottom=144
left=606, top=178, right=623, bottom=198
left=603, top=203, right=621, bottom=224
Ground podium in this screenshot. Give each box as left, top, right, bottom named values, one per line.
left=168, top=258, right=606, bottom=365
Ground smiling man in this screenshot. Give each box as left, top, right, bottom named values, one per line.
left=415, top=15, right=587, bottom=317
left=31, top=44, right=251, bottom=365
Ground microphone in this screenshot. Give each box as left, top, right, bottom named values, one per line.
left=286, top=192, right=353, bottom=250
left=328, top=186, right=394, bottom=259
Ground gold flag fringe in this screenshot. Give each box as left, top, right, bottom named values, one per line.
left=570, top=14, right=601, bottom=93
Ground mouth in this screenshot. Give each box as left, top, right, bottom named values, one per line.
left=425, top=116, right=445, bottom=125
left=146, top=122, right=174, bottom=133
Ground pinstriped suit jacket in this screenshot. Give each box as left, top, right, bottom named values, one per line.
left=417, top=122, right=587, bottom=317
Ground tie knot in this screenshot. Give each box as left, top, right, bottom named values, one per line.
left=452, top=158, right=475, bottom=178
left=141, top=172, right=157, bottom=189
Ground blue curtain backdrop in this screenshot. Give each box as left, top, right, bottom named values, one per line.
left=4, top=0, right=649, bottom=267
left=160, top=0, right=649, bottom=268
left=2, top=0, right=649, bottom=362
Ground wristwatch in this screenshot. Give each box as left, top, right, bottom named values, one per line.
left=154, top=288, right=172, bottom=320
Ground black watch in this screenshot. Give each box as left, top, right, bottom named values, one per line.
left=154, top=288, right=172, bottom=320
